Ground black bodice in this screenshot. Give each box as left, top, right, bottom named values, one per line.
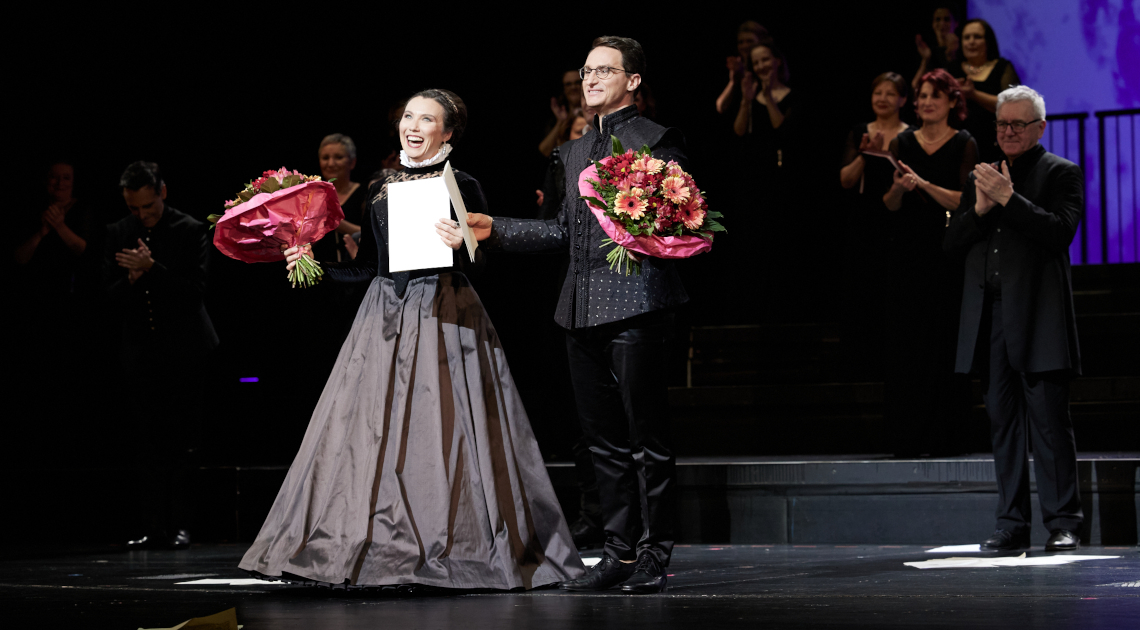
left=323, top=162, right=488, bottom=295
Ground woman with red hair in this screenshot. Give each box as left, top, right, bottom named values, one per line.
left=880, top=69, right=979, bottom=457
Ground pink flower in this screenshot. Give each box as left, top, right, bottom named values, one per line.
left=679, top=194, right=706, bottom=230
left=614, top=190, right=648, bottom=220
left=665, top=161, right=685, bottom=177
left=661, top=176, right=691, bottom=205
left=631, top=154, right=666, bottom=174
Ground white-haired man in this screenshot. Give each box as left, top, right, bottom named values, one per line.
left=944, top=86, right=1084, bottom=552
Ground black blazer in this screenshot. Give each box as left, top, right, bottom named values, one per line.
left=104, top=206, right=219, bottom=362
left=943, top=144, right=1082, bottom=375
left=486, top=105, right=690, bottom=329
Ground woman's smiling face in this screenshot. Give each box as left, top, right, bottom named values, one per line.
left=399, top=96, right=453, bottom=162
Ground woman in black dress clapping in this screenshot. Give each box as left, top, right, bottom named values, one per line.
left=881, top=69, right=978, bottom=456
left=838, top=73, right=913, bottom=379
left=955, top=19, right=1021, bottom=163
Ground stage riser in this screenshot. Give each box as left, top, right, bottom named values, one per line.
left=9, top=460, right=1136, bottom=547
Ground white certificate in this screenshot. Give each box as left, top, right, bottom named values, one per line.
left=387, top=177, right=455, bottom=272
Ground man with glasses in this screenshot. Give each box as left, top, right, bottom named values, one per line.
left=944, top=85, right=1084, bottom=552
left=468, top=36, right=688, bottom=593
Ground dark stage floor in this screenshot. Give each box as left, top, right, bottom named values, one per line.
left=2, top=544, right=1137, bottom=629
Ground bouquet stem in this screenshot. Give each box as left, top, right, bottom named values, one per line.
left=600, top=238, right=641, bottom=277
left=288, top=252, right=323, bottom=288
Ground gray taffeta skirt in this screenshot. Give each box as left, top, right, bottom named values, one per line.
left=239, top=273, right=585, bottom=589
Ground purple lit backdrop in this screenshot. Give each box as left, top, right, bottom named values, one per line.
left=970, top=0, right=1139, bottom=264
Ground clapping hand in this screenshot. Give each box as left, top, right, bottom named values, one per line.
left=741, top=72, right=758, bottom=101
left=42, top=204, right=65, bottom=233
left=550, top=97, right=568, bottom=122
left=726, top=56, right=743, bottom=81
left=915, top=34, right=932, bottom=60
left=116, top=238, right=154, bottom=284
left=959, top=76, right=976, bottom=101
left=858, top=131, right=885, bottom=153
left=973, top=161, right=1013, bottom=214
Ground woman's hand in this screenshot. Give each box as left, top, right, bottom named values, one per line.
left=944, top=33, right=959, bottom=58
left=550, top=97, right=568, bottom=122
left=740, top=72, right=758, bottom=101
left=282, top=243, right=312, bottom=273
left=726, top=56, right=743, bottom=82
left=43, top=204, right=65, bottom=231
left=892, top=167, right=918, bottom=192
left=960, top=76, right=976, bottom=101
left=916, top=34, right=932, bottom=60
left=899, top=161, right=928, bottom=190
left=436, top=219, right=464, bottom=250
left=342, top=234, right=359, bottom=260
left=858, top=132, right=884, bottom=153
left=466, top=213, right=493, bottom=241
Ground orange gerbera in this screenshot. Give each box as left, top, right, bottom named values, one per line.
left=631, top=154, right=666, bottom=174
left=614, top=190, right=648, bottom=219
left=661, top=176, right=691, bottom=205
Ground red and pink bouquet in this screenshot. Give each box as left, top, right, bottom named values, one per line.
left=208, top=167, right=344, bottom=288
left=579, top=137, right=723, bottom=275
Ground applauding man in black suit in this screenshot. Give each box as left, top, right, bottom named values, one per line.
left=944, top=86, right=1083, bottom=552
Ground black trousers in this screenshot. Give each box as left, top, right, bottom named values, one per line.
left=980, top=296, right=1083, bottom=535
left=565, top=311, right=676, bottom=565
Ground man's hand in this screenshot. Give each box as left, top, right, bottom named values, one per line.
left=116, top=238, right=155, bottom=271
left=974, top=161, right=1014, bottom=208
left=535, top=190, right=545, bottom=207
left=466, top=213, right=493, bottom=241
left=975, top=184, right=996, bottom=216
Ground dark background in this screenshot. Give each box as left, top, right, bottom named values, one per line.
left=8, top=3, right=965, bottom=473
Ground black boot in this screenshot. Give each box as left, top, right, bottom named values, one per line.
left=560, top=554, right=637, bottom=591
left=621, top=552, right=668, bottom=594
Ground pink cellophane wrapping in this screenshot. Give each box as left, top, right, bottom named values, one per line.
left=213, top=180, right=344, bottom=263
left=577, top=164, right=712, bottom=259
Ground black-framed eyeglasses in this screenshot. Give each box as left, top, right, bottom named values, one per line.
left=579, top=66, right=627, bottom=80
left=995, top=119, right=1043, bottom=133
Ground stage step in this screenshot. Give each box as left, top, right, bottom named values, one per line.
left=667, top=377, right=1140, bottom=455
left=547, top=454, right=1140, bottom=546
left=17, top=455, right=1135, bottom=547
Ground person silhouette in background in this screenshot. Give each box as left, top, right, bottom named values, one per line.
left=105, top=161, right=218, bottom=550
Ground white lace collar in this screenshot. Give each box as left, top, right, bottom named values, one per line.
left=400, top=143, right=452, bottom=168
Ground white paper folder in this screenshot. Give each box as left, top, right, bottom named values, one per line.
left=386, top=162, right=478, bottom=273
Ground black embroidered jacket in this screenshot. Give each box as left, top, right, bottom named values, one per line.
left=486, top=106, right=690, bottom=329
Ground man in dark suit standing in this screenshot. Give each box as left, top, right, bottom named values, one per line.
left=105, top=161, right=219, bottom=550
left=944, top=86, right=1083, bottom=552
left=468, top=36, right=686, bottom=593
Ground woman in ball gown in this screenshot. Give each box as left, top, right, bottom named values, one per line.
left=239, top=89, right=585, bottom=590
